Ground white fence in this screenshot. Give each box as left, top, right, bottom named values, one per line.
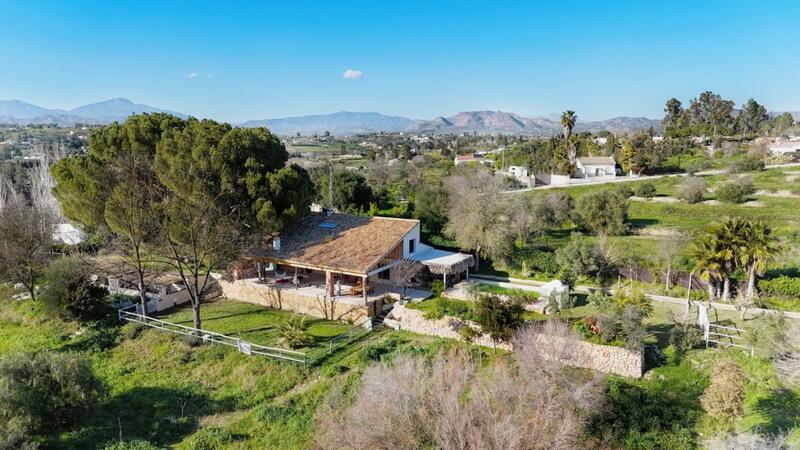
left=117, top=306, right=371, bottom=365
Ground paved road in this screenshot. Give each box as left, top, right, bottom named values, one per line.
left=468, top=273, right=800, bottom=320
left=501, top=162, right=800, bottom=194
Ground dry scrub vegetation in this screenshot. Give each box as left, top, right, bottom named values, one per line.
left=315, top=321, right=605, bottom=450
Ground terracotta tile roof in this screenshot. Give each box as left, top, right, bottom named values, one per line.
left=255, top=213, right=418, bottom=275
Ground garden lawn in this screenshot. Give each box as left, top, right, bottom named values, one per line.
left=158, top=299, right=351, bottom=351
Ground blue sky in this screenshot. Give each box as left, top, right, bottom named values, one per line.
left=1, top=1, right=798, bottom=122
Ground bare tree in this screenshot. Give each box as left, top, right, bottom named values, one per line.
left=509, top=195, right=534, bottom=246
left=315, top=322, right=604, bottom=450
left=0, top=197, right=54, bottom=301
left=657, top=229, right=688, bottom=291
left=392, top=259, right=424, bottom=300
left=0, top=175, right=17, bottom=211
left=30, top=149, right=63, bottom=222
left=444, top=168, right=514, bottom=271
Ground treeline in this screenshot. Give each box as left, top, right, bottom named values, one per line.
left=663, top=91, right=795, bottom=138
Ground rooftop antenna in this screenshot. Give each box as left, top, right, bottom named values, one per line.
left=327, top=163, right=334, bottom=216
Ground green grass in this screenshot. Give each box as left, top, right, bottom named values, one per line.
left=0, top=292, right=480, bottom=449
left=159, top=300, right=351, bottom=351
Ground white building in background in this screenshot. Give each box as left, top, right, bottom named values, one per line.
left=594, top=137, right=608, bottom=146
left=507, top=165, right=528, bottom=178
left=574, top=156, right=617, bottom=179
left=454, top=155, right=493, bottom=167
left=769, top=140, right=800, bottom=155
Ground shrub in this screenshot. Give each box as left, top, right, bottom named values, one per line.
left=612, top=290, right=653, bottom=317
left=700, top=358, right=745, bottom=421
left=278, top=317, right=312, bottom=349
left=758, top=276, right=800, bottom=298
left=620, top=306, right=647, bottom=351
left=430, top=279, right=444, bottom=297
left=103, top=440, right=161, bottom=450
left=715, top=182, right=748, bottom=203
left=555, top=233, right=618, bottom=284
left=597, top=314, right=620, bottom=342
left=528, top=251, right=558, bottom=275
left=669, top=322, right=704, bottom=354
left=635, top=183, right=657, bottom=198
left=677, top=176, right=707, bottom=203
left=0, top=352, right=103, bottom=448
left=458, top=324, right=480, bottom=343
left=587, top=290, right=611, bottom=309
left=576, top=190, right=629, bottom=235
left=727, top=155, right=765, bottom=174
left=474, top=295, right=525, bottom=347
left=734, top=175, right=755, bottom=196
left=41, top=256, right=110, bottom=323
left=61, top=278, right=111, bottom=323
left=616, top=184, right=634, bottom=198
left=182, top=427, right=239, bottom=450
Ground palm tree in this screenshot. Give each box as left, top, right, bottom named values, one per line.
left=713, top=218, right=747, bottom=302
left=688, top=234, right=725, bottom=303
left=739, top=220, right=780, bottom=315
left=560, top=110, right=577, bottom=140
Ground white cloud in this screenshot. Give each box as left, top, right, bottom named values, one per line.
left=342, top=69, right=364, bottom=80
left=185, top=72, right=200, bottom=79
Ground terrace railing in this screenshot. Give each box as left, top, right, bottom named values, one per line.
left=118, top=306, right=309, bottom=364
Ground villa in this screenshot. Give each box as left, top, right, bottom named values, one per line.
left=223, top=213, right=473, bottom=322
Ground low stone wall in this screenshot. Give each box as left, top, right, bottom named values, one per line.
left=530, top=333, right=643, bottom=378
left=384, top=304, right=643, bottom=377
left=218, top=279, right=370, bottom=323
left=383, top=304, right=511, bottom=351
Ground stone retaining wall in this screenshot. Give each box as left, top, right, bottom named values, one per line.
left=218, top=279, right=370, bottom=322
left=529, top=333, right=643, bottom=378
left=384, top=304, right=511, bottom=350
left=384, top=304, right=643, bottom=377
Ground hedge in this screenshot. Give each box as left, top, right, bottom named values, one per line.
left=758, top=276, right=800, bottom=298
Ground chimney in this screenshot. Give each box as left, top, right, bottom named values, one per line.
left=272, top=236, right=281, bottom=253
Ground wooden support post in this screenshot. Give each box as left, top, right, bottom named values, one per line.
left=362, top=275, right=368, bottom=305
left=443, top=273, right=447, bottom=288
left=256, top=262, right=261, bottom=281
left=326, top=271, right=334, bottom=299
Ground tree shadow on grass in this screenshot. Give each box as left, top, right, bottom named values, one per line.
left=755, top=387, right=800, bottom=436
left=647, top=322, right=675, bottom=349
left=628, top=218, right=660, bottom=229
left=60, top=386, right=239, bottom=449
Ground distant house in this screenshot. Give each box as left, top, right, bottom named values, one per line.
left=508, top=165, right=529, bottom=178
left=454, top=155, right=493, bottom=167
left=574, top=157, right=617, bottom=179
left=594, top=137, right=608, bottom=146
left=769, top=141, right=800, bottom=155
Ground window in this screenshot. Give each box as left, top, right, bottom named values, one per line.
left=379, top=269, right=391, bottom=280
left=408, top=239, right=415, bottom=254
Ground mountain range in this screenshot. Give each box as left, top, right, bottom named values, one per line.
left=250, top=110, right=664, bottom=135
left=7, top=98, right=796, bottom=136
left=0, top=98, right=185, bottom=126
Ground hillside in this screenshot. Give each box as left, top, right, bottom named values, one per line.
left=242, top=111, right=418, bottom=135
left=0, top=98, right=185, bottom=126
left=412, top=110, right=662, bottom=135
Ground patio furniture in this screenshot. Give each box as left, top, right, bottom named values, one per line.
left=348, top=283, right=375, bottom=296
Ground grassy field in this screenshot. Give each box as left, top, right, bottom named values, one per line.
left=0, top=290, right=482, bottom=449
left=159, top=300, right=351, bottom=351
left=3, top=281, right=798, bottom=448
